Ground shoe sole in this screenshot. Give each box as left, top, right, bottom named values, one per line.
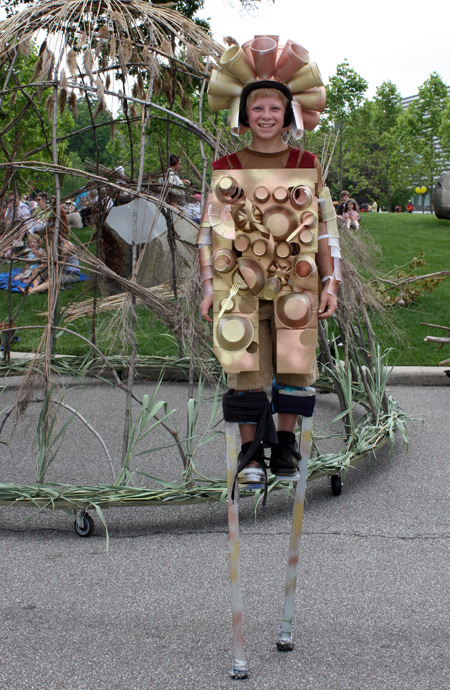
left=237, top=469, right=265, bottom=488
left=238, top=481, right=264, bottom=489
left=273, top=471, right=300, bottom=482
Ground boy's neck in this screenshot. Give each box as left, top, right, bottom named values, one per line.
left=247, top=135, right=289, bottom=154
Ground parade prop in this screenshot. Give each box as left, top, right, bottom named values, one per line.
left=208, top=36, right=326, bottom=139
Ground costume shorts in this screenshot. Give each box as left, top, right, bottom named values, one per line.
left=227, top=300, right=318, bottom=391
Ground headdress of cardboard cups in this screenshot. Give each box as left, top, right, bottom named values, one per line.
left=207, top=36, right=326, bottom=138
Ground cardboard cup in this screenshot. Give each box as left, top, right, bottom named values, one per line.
left=220, top=44, right=255, bottom=84
left=293, top=86, right=326, bottom=112
left=287, top=62, right=324, bottom=93
left=274, top=42, right=310, bottom=82
left=250, top=36, right=278, bottom=79
left=208, top=68, right=243, bottom=98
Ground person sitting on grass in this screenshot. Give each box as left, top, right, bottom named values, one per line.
left=25, top=237, right=80, bottom=294
left=15, top=234, right=47, bottom=287
left=342, top=198, right=360, bottom=230
left=25, top=192, right=50, bottom=235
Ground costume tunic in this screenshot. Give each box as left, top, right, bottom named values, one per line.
left=199, top=146, right=326, bottom=389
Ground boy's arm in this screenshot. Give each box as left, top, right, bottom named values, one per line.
left=197, top=193, right=214, bottom=322
left=317, top=185, right=342, bottom=320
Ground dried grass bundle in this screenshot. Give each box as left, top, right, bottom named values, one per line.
left=83, top=46, right=94, bottom=82
left=109, top=34, right=117, bottom=63
left=66, top=48, right=78, bottom=77
left=68, top=90, right=78, bottom=118
left=58, top=86, right=67, bottom=114
left=46, top=92, right=55, bottom=120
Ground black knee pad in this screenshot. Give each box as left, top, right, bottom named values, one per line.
left=271, top=380, right=316, bottom=418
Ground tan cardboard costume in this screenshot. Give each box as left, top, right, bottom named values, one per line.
left=198, top=36, right=341, bottom=377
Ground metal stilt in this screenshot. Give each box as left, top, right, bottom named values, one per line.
left=276, top=409, right=314, bottom=651
left=225, top=421, right=249, bottom=679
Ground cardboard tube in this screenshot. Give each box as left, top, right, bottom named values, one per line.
left=290, top=101, right=304, bottom=139
left=274, top=42, right=310, bottom=82
left=292, top=86, right=326, bottom=112
left=228, top=96, right=241, bottom=136
left=208, top=93, right=232, bottom=112
left=241, top=40, right=256, bottom=69
left=302, top=109, right=321, bottom=131
left=287, top=62, right=324, bottom=93
left=250, top=36, right=278, bottom=79
left=220, top=44, right=256, bottom=84
left=208, top=68, right=243, bottom=99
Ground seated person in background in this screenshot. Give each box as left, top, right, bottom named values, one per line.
left=65, top=198, right=83, bottom=229
left=159, top=154, right=191, bottom=188
left=406, top=201, right=414, bottom=213
left=26, top=238, right=80, bottom=294
left=26, top=192, right=50, bottom=235
left=16, top=234, right=47, bottom=287
left=336, top=190, right=350, bottom=217
left=159, top=155, right=191, bottom=210
left=3, top=191, right=31, bottom=227
left=395, top=204, right=402, bottom=213
left=342, top=199, right=360, bottom=230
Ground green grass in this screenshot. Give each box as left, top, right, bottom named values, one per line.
left=2, top=215, right=449, bottom=367
left=360, top=213, right=450, bottom=366
left=0, top=227, right=178, bottom=360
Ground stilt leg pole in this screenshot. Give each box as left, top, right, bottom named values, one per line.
left=277, top=410, right=314, bottom=651
left=226, top=422, right=249, bottom=679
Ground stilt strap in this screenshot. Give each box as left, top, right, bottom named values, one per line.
left=223, top=389, right=278, bottom=503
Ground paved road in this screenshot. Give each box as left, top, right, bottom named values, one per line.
left=0, top=380, right=449, bottom=690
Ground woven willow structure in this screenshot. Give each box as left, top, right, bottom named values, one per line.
left=0, top=1, right=409, bottom=528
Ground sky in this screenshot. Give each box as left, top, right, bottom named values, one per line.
left=198, top=0, right=450, bottom=100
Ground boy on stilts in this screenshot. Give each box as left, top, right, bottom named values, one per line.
left=197, top=35, right=341, bottom=677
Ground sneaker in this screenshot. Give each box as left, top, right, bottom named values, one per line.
left=238, top=464, right=265, bottom=485
left=237, top=443, right=265, bottom=486
left=270, top=431, right=301, bottom=481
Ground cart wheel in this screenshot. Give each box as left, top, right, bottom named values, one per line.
left=74, top=512, right=94, bottom=538
left=330, top=474, right=342, bottom=496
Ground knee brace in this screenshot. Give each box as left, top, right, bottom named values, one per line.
left=271, top=380, right=316, bottom=418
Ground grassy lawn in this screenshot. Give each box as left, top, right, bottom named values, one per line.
left=0, top=227, right=178, bottom=361
left=360, top=213, right=450, bottom=366
left=1, top=214, right=449, bottom=367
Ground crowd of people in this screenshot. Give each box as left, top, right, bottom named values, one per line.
left=0, top=189, right=82, bottom=294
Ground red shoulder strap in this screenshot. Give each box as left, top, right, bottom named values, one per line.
left=212, top=152, right=243, bottom=170
left=296, top=150, right=317, bottom=168
left=286, top=148, right=301, bottom=168
left=285, top=148, right=317, bottom=168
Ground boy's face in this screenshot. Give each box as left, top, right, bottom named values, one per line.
left=247, top=94, right=286, bottom=141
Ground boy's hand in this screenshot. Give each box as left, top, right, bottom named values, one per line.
left=200, top=293, right=213, bottom=323
left=318, top=287, right=337, bottom=320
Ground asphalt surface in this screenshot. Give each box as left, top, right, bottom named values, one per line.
left=0, top=377, right=449, bottom=690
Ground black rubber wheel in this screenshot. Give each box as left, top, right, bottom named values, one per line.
left=330, top=474, right=342, bottom=496
left=74, top=512, right=94, bottom=538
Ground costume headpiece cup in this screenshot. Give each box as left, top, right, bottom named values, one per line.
left=207, top=35, right=325, bottom=138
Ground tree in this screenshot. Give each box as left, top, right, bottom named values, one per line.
left=398, top=72, right=450, bottom=211
left=0, top=43, right=74, bottom=194
left=65, top=98, right=115, bottom=169
left=324, top=59, right=368, bottom=191
left=343, top=81, right=406, bottom=210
